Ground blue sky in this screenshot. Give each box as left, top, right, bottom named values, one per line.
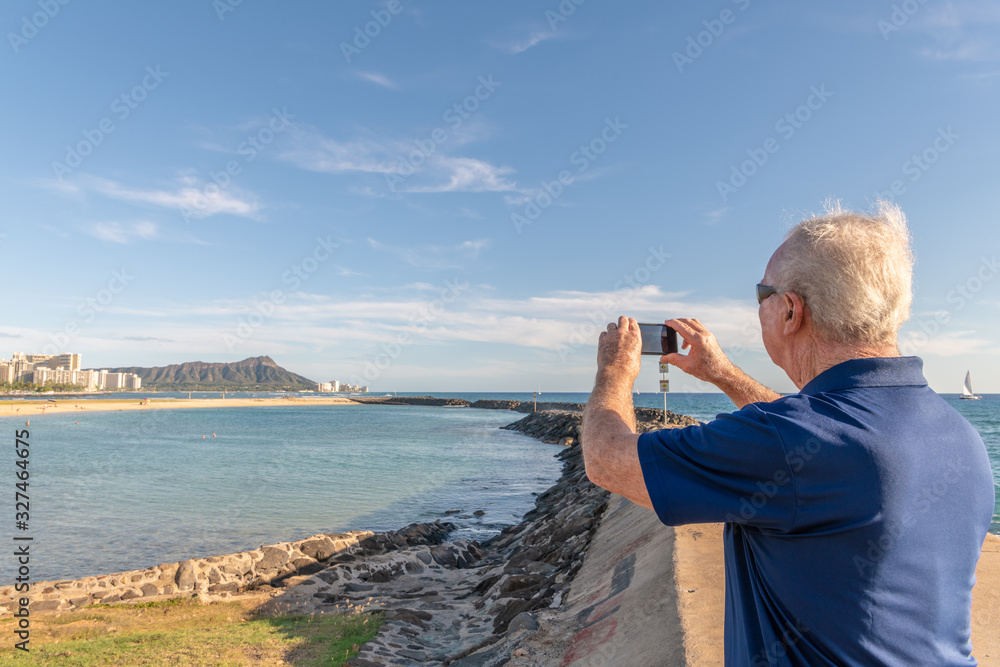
left=2, top=0, right=998, bottom=393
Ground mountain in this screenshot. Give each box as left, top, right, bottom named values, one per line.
left=95, top=356, right=316, bottom=390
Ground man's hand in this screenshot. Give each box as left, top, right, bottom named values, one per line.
left=597, top=316, right=642, bottom=384
left=661, top=318, right=737, bottom=386
left=662, top=317, right=782, bottom=408
left=583, top=315, right=651, bottom=511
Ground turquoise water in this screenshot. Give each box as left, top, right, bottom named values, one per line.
left=3, top=404, right=561, bottom=583
left=3, top=391, right=996, bottom=583
left=414, top=391, right=1000, bottom=535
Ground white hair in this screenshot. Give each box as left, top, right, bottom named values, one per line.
left=772, top=200, right=914, bottom=346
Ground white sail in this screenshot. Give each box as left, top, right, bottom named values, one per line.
left=960, top=371, right=980, bottom=399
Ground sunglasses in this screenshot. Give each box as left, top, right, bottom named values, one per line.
left=756, top=283, right=779, bottom=304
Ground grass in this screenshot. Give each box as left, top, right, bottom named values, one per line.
left=0, top=595, right=382, bottom=666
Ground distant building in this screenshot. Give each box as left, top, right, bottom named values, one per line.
left=103, top=373, right=127, bottom=389
left=318, top=382, right=333, bottom=392
left=124, top=374, right=142, bottom=390
left=31, top=367, right=54, bottom=385
left=76, top=369, right=99, bottom=390
left=27, top=353, right=81, bottom=372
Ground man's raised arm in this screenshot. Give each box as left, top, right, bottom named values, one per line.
left=663, top=318, right=781, bottom=409
left=581, top=316, right=653, bottom=510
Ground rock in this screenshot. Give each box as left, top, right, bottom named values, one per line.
left=175, top=560, right=197, bottom=591
left=256, top=547, right=290, bottom=572
left=30, top=600, right=62, bottom=612
left=299, top=537, right=336, bottom=561
left=508, top=612, right=539, bottom=633
left=140, top=583, right=159, bottom=597
left=344, top=583, right=374, bottom=593
left=416, top=551, right=433, bottom=565
left=526, top=562, right=558, bottom=576
left=430, top=545, right=459, bottom=568
left=473, top=510, right=486, bottom=516
left=397, top=648, right=428, bottom=661
left=405, top=560, right=425, bottom=574
left=499, top=575, right=544, bottom=599
left=445, top=509, right=462, bottom=515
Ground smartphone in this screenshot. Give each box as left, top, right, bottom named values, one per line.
left=637, top=322, right=678, bottom=356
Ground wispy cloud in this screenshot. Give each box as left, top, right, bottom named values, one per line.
left=913, top=1, right=1000, bottom=62
left=87, top=221, right=159, bottom=244
left=357, top=71, right=399, bottom=89
left=276, top=125, right=518, bottom=194
left=703, top=207, right=728, bottom=226
left=368, top=237, right=492, bottom=269
left=42, top=175, right=261, bottom=219
left=499, top=30, right=556, bottom=54
left=403, top=157, right=517, bottom=193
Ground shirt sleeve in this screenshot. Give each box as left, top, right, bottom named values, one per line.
left=637, top=403, right=797, bottom=530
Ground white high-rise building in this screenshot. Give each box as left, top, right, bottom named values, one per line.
left=32, top=367, right=54, bottom=385
left=76, top=369, right=99, bottom=390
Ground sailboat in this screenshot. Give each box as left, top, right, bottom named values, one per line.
left=960, top=371, right=981, bottom=400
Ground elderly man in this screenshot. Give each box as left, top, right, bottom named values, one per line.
left=582, top=203, right=995, bottom=666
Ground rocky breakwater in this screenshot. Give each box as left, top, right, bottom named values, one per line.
left=322, top=407, right=697, bottom=665
left=352, top=396, right=473, bottom=407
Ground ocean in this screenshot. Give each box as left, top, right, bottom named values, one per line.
left=2, top=392, right=997, bottom=583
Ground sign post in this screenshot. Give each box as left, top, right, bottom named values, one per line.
left=658, top=363, right=669, bottom=426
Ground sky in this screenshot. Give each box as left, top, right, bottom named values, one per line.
left=1, top=0, right=998, bottom=393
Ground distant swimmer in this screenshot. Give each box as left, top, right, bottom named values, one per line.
left=212, top=433, right=216, bottom=437
left=202, top=435, right=206, bottom=439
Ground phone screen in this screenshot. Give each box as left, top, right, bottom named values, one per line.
left=637, top=323, right=678, bottom=356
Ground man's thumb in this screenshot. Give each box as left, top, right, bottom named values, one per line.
left=662, top=352, right=684, bottom=366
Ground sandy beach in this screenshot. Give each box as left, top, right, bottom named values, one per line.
left=0, top=396, right=360, bottom=418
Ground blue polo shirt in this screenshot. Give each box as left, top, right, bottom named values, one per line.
left=638, top=357, right=995, bottom=666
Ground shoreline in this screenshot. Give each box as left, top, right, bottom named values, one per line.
left=0, top=395, right=361, bottom=417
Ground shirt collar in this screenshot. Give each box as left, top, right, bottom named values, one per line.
left=799, top=356, right=927, bottom=395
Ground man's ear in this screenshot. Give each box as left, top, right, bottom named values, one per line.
left=782, top=291, right=805, bottom=335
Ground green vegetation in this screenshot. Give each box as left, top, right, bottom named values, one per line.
left=0, top=381, right=85, bottom=393
left=0, top=596, right=382, bottom=666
